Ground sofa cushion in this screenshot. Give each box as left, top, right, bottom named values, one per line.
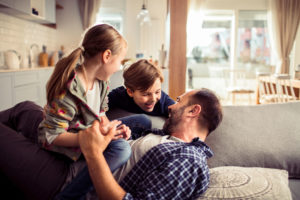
left=198, top=166, right=291, bottom=200
left=206, top=102, right=300, bottom=178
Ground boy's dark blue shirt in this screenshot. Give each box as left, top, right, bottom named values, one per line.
left=108, top=86, right=175, bottom=117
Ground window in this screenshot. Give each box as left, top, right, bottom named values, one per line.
left=95, top=14, right=123, bottom=34
left=186, top=11, right=233, bottom=94
left=186, top=10, right=271, bottom=105
left=237, top=11, right=271, bottom=73
left=94, top=0, right=126, bottom=34
left=187, top=12, right=232, bottom=66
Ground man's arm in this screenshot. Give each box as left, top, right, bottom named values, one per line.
left=78, top=120, right=126, bottom=200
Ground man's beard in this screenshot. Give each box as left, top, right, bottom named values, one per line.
left=163, top=106, right=186, bottom=135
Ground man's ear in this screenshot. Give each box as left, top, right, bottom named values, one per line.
left=188, top=104, right=201, bottom=117
left=102, top=49, right=112, bottom=63
left=126, top=88, right=134, bottom=97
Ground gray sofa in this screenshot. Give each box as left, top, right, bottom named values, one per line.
left=107, top=102, right=300, bottom=200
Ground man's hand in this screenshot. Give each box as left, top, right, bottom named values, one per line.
left=78, top=120, right=127, bottom=200
left=78, top=120, right=121, bottom=157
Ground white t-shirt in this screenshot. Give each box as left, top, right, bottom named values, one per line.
left=113, top=133, right=183, bottom=183
left=86, top=80, right=103, bottom=116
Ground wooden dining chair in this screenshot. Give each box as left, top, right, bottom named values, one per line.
left=257, top=73, right=297, bottom=104
left=223, top=68, right=255, bottom=105
left=274, top=74, right=297, bottom=103
left=256, top=72, right=277, bottom=104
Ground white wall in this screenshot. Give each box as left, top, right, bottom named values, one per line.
left=0, top=13, right=57, bottom=68
left=55, top=0, right=167, bottom=61
left=56, top=0, right=83, bottom=55
left=125, top=0, right=167, bottom=60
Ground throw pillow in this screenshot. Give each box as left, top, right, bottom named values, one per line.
left=198, top=166, right=292, bottom=200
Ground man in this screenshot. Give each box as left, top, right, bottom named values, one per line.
left=79, top=88, right=223, bottom=199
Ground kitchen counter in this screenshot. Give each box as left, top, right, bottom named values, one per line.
left=0, top=66, right=54, bottom=73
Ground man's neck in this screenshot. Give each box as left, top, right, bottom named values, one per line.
left=171, top=131, right=206, bottom=143
left=170, top=122, right=208, bottom=143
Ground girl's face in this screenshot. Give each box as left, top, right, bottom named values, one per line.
left=127, top=78, right=162, bottom=112
left=100, top=45, right=127, bottom=81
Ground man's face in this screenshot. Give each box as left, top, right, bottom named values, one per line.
left=163, top=91, right=194, bottom=134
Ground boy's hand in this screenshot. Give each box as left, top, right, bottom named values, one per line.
left=116, top=124, right=131, bottom=140
left=99, top=117, right=131, bottom=140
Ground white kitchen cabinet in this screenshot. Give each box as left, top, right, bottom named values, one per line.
left=13, top=0, right=31, bottom=14
left=14, top=83, right=40, bottom=105
left=0, top=67, right=54, bottom=111
left=13, top=70, right=41, bottom=105
left=0, top=0, right=14, bottom=8
left=44, top=0, right=55, bottom=24
left=0, top=0, right=56, bottom=24
left=0, top=72, right=14, bottom=111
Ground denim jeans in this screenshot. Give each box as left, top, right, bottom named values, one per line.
left=55, top=114, right=152, bottom=200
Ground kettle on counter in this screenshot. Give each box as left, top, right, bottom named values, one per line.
left=5, top=50, right=21, bottom=70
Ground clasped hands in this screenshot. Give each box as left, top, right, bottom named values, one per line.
left=78, top=118, right=131, bottom=156
left=99, top=117, right=131, bottom=141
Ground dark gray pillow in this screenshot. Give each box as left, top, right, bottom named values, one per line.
left=206, top=102, right=300, bottom=178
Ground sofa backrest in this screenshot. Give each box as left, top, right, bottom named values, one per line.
left=206, top=102, right=300, bottom=178
left=107, top=102, right=300, bottom=179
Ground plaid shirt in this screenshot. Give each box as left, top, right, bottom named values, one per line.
left=120, top=134, right=213, bottom=200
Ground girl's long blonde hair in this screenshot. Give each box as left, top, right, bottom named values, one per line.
left=46, top=24, right=126, bottom=104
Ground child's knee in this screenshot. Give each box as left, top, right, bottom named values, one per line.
left=104, top=139, right=131, bottom=171
left=112, top=139, right=131, bottom=161
left=137, top=114, right=152, bottom=129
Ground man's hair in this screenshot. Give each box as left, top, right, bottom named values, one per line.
left=123, top=59, right=163, bottom=92
left=188, top=88, right=223, bottom=135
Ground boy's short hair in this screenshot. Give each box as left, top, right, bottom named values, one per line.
left=123, top=59, right=164, bottom=92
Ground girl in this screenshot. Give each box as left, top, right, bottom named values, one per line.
left=57, top=59, right=175, bottom=199
left=38, top=24, right=150, bottom=199
left=108, top=59, right=175, bottom=118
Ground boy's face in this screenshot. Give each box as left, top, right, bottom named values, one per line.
left=127, top=78, right=162, bottom=112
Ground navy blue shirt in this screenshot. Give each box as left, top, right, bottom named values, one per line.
left=108, top=86, right=175, bottom=117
